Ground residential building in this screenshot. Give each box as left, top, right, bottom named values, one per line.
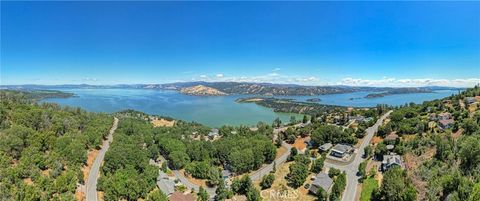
left=309, top=172, right=333, bottom=195
left=208, top=128, right=219, bottom=140
left=319, top=143, right=333, bottom=152
left=438, top=112, right=451, bottom=121
left=384, top=133, right=399, bottom=143
left=439, top=119, right=454, bottom=130
left=330, top=144, right=354, bottom=158
left=466, top=97, right=477, bottom=104
left=382, top=154, right=404, bottom=171
left=157, top=171, right=175, bottom=195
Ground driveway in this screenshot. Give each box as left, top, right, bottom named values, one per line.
left=324, top=111, right=392, bottom=201
left=86, top=117, right=118, bottom=201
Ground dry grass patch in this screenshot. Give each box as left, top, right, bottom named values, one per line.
left=275, top=146, right=288, bottom=159
left=371, top=136, right=382, bottom=145
left=75, top=189, right=85, bottom=201
left=82, top=149, right=100, bottom=182
left=292, top=137, right=307, bottom=153
left=151, top=118, right=175, bottom=127
left=179, top=169, right=208, bottom=187
left=257, top=161, right=316, bottom=201
left=23, top=178, right=33, bottom=185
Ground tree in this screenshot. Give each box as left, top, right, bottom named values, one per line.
left=260, top=173, right=275, bottom=189
left=462, top=119, right=479, bottom=135
left=197, top=186, right=209, bottom=201
left=288, top=147, right=298, bottom=161
left=364, top=145, right=373, bottom=159
left=215, top=180, right=232, bottom=201
left=286, top=162, right=308, bottom=188
left=303, top=115, right=308, bottom=124
left=330, top=172, right=346, bottom=201
left=146, top=188, right=168, bottom=201
left=273, top=118, right=282, bottom=128
left=317, top=188, right=327, bottom=201
left=468, top=182, right=480, bottom=201
left=246, top=186, right=261, bottom=201
left=379, top=167, right=416, bottom=201
left=328, top=168, right=341, bottom=178
left=168, top=151, right=190, bottom=170
left=310, top=157, right=325, bottom=173
left=459, top=135, right=480, bottom=172
left=232, top=175, right=253, bottom=195
left=358, top=161, right=367, bottom=182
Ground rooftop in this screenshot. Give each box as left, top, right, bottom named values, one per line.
left=384, top=133, right=399, bottom=141
left=169, top=192, right=195, bottom=201
left=331, top=144, right=353, bottom=154
left=319, top=143, right=333, bottom=151
left=311, top=172, right=333, bottom=192
left=439, top=119, right=454, bottom=126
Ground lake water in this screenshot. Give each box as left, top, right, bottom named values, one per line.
left=43, top=88, right=458, bottom=127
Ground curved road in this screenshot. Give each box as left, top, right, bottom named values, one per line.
left=324, top=111, right=392, bottom=201
left=86, top=117, right=118, bottom=201
left=171, top=140, right=293, bottom=199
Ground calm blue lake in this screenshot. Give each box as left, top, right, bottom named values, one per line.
left=43, top=88, right=458, bottom=127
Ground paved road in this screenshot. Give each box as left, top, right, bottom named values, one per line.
left=171, top=126, right=295, bottom=199
left=86, top=117, right=118, bottom=201
left=324, top=111, right=392, bottom=201
left=249, top=142, right=292, bottom=181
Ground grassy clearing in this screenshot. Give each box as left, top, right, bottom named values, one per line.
left=360, top=176, right=379, bottom=201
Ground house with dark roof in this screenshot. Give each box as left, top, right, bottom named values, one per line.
left=330, top=144, right=354, bottom=158
left=382, top=154, right=404, bottom=171
left=309, top=172, right=333, bottom=195
left=319, top=143, right=333, bottom=152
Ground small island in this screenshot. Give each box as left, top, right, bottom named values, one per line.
left=180, top=85, right=227, bottom=96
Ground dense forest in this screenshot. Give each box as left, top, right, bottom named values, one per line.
left=0, top=90, right=112, bottom=200
left=236, top=97, right=347, bottom=115
left=370, top=85, right=480, bottom=201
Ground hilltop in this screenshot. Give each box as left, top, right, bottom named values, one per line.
left=1, top=82, right=459, bottom=96
left=179, top=85, right=227, bottom=96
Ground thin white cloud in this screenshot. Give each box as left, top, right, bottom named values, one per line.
left=339, top=77, right=480, bottom=87
left=272, top=68, right=281, bottom=72
left=190, top=73, right=479, bottom=87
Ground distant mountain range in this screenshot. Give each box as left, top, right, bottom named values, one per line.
left=0, top=82, right=463, bottom=96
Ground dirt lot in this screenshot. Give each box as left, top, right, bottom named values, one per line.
left=255, top=161, right=317, bottom=201
left=405, top=147, right=436, bottom=200
left=151, top=118, right=175, bottom=127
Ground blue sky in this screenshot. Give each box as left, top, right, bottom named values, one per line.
left=1, top=1, right=479, bottom=87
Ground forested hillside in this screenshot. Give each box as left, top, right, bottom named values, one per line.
left=0, top=90, right=112, bottom=200
left=371, top=85, right=480, bottom=201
